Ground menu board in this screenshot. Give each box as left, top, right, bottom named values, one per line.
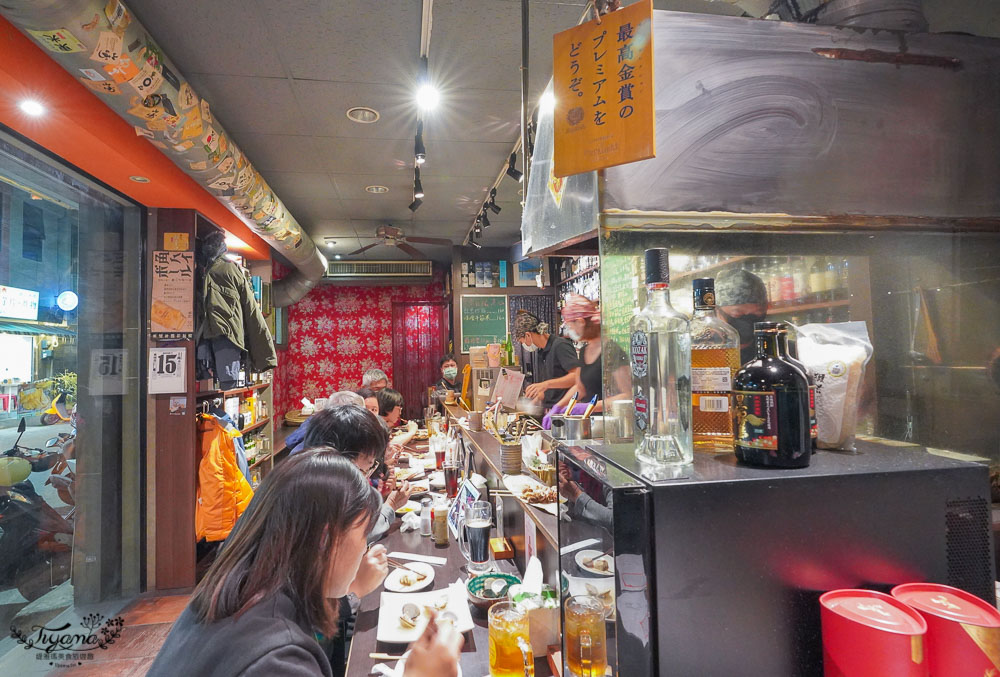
left=459, top=295, right=508, bottom=354
left=151, top=250, right=194, bottom=340
left=600, top=254, right=640, bottom=388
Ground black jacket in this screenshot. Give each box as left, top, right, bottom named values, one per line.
left=147, top=592, right=332, bottom=677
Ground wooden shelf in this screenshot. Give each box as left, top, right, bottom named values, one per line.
left=241, top=417, right=271, bottom=435
left=672, top=256, right=751, bottom=284
left=196, top=382, right=271, bottom=400
left=557, top=265, right=600, bottom=286
left=249, top=453, right=272, bottom=470
left=767, top=299, right=850, bottom=315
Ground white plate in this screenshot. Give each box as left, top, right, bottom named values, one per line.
left=376, top=584, right=475, bottom=643
left=565, top=574, right=616, bottom=620
left=575, top=549, right=614, bottom=576
left=395, top=500, right=422, bottom=516
left=384, top=562, right=435, bottom=593
left=427, top=471, right=445, bottom=490
left=392, top=651, right=462, bottom=677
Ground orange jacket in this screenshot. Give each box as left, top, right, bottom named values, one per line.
left=196, top=414, right=253, bottom=542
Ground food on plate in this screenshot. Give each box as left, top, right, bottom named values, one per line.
left=520, top=484, right=558, bottom=504
left=399, top=603, right=420, bottom=628
left=399, top=574, right=414, bottom=587
left=585, top=583, right=614, bottom=608
left=587, top=558, right=609, bottom=572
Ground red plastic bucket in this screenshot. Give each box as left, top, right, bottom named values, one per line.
left=820, top=589, right=929, bottom=677
left=891, top=583, right=1000, bottom=676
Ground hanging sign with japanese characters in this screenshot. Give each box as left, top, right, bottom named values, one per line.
left=552, top=0, right=655, bottom=177
left=150, top=250, right=194, bottom=340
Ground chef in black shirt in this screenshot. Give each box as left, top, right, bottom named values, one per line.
left=554, top=294, right=630, bottom=415
left=514, top=309, right=582, bottom=411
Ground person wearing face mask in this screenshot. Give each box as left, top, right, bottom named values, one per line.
left=433, top=354, right=459, bottom=392
left=716, top=268, right=770, bottom=364
left=514, top=309, right=582, bottom=411
left=550, top=295, right=630, bottom=423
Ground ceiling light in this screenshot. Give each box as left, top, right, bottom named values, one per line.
left=365, top=185, right=389, bottom=194
left=413, top=168, right=424, bottom=199
left=408, top=197, right=423, bottom=212
left=19, top=99, right=45, bottom=116
left=346, top=106, right=380, bottom=123
left=326, top=241, right=334, bottom=248
left=474, top=222, right=483, bottom=236
left=488, top=188, right=501, bottom=214
left=469, top=239, right=482, bottom=249
left=539, top=90, right=556, bottom=115
left=414, top=121, right=426, bottom=165
left=334, top=254, right=342, bottom=260
left=129, top=176, right=150, bottom=183
left=415, top=56, right=439, bottom=111
left=224, top=232, right=249, bottom=250
left=480, top=209, right=491, bottom=228
left=506, top=153, right=523, bottom=182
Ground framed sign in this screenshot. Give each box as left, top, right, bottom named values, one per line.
left=148, top=347, right=186, bottom=394
left=151, top=250, right=194, bottom=339
left=552, top=0, right=655, bottom=177
left=459, top=295, right=508, bottom=354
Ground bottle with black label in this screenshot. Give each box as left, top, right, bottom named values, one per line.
left=732, top=322, right=810, bottom=467
left=777, top=323, right=818, bottom=451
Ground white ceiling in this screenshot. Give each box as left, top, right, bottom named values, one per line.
left=123, top=0, right=999, bottom=262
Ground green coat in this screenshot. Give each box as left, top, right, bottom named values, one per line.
left=198, top=258, right=277, bottom=371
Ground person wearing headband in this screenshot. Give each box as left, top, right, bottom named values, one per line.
left=513, top=309, right=582, bottom=411
left=550, top=295, right=630, bottom=422
left=716, top=268, right=770, bottom=364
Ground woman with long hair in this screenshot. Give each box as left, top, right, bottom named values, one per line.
left=148, top=450, right=461, bottom=677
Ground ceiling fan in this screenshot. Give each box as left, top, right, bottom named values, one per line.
left=349, top=225, right=452, bottom=259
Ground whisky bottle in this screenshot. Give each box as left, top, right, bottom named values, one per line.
left=690, top=278, right=740, bottom=453
left=630, top=248, right=692, bottom=466
left=732, top=322, right=811, bottom=468
left=777, top=323, right=818, bottom=450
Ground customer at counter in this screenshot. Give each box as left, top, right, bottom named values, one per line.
left=148, top=451, right=462, bottom=677
left=433, top=354, right=459, bottom=392
left=286, top=391, right=366, bottom=455
left=356, top=387, right=380, bottom=417
left=551, top=295, right=629, bottom=418
left=362, top=368, right=390, bottom=392
left=377, top=387, right=418, bottom=448
left=716, top=268, right=770, bottom=364
left=515, top=309, right=582, bottom=411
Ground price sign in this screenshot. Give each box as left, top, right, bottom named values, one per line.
left=89, top=349, right=127, bottom=396
left=148, top=347, right=186, bottom=394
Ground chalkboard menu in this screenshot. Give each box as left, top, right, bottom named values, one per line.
left=600, top=254, right=641, bottom=387
left=459, top=295, right=508, bottom=353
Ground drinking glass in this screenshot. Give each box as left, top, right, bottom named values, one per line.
left=444, top=462, right=460, bottom=499
left=457, top=500, right=493, bottom=574
left=488, top=601, right=534, bottom=677
left=564, top=596, right=607, bottom=677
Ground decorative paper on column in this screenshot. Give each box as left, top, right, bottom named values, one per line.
left=151, top=250, right=194, bottom=340
left=552, top=0, right=655, bottom=177
left=2, top=0, right=309, bottom=257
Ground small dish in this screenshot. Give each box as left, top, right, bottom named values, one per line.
left=395, top=500, right=422, bottom=516
left=384, top=562, right=435, bottom=593
left=377, top=586, right=474, bottom=643
left=466, top=572, right=521, bottom=610
left=575, top=549, right=614, bottom=576
left=427, top=471, right=445, bottom=490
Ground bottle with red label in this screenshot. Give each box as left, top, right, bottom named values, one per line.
left=732, top=321, right=810, bottom=467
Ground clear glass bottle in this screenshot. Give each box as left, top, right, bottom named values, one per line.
left=630, top=248, right=693, bottom=466
left=791, top=257, right=808, bottom=303
left=779, top=259, right=796, bottom=304
left=767, top=257, right=783, bottom=304
left=732, top=322, right=811, bottom=468
left=809, top=257, right=826, bottom=303
left=824, top=257, right=839, bottom=301
left=690, top=278, right=740, bottom=453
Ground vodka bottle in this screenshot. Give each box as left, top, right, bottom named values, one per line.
left=630, top=248, right=692, bottom=466
left=690, top=278, right=740, bottom=453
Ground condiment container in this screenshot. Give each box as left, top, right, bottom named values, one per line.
left=820, top=589, right=929, bottom=677
left=891, top=583, right=1000, bottom=676
left=419, top=499, right=432, bottom=536
left=432, top=499, right=449, bottom=546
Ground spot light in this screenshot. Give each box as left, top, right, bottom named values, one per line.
left=409, top=197, right=423, bottom=212
left=506, top=153, right=523, bottom=182
left=413, top=168, right=424, bottom=199
left=469, top=239, right=482, bottom=249
left=488, top=188, right=501, bottom=214
left=480, top=209, right=491, bottom=228
left=414, top=121, right=426, bottom=165
left=19, top=99, right=45, bottom=116
left=415, top=56, right=439, bottom=111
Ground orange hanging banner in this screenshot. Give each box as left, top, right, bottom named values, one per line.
left=552, top=0, right=655, bottom=178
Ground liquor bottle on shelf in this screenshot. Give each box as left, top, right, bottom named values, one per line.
left=630, top=248, right=693, bottom=467
left=732, top=322, right=811, bottom=468
left=791, top=257, right=808, bottom=303
left=837, top=258, right=850, bottom=300
left=824, top=257, right=839, bottom=301
left=690, top=278, right=740, bottom=453
left=777, top=323, right=817, bottom=450
left=779, top=259, right=796, bottom=304
left=808, top=257, right=826, bottom=303
left=767, top=258, right=782, bottom=305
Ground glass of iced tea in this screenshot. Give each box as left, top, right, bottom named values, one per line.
left=488, top=601, right=534, bottom=677
left=564, top=595, right=607, bottom=677
left=444, top=462, right=460, bottom=498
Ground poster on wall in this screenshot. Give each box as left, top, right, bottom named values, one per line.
left=148, top=346, right=186, bottom=394
left=151, top=250, right=194, bottom=340
left=0, top=285, right=40, bottom=320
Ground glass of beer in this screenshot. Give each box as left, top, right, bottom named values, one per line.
left=444, top=462, right=460, bottom=498
left=488, top=601, right=534, bottom=677
left=458, top=500, right=492, bottom=574
left=564, top=595, right=607, bottom=677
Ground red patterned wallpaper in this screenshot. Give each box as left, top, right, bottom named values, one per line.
left=271, top=262, right=447, bottom=419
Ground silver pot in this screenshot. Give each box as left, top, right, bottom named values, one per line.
left=607, top=400, right=634, bottom=443
left=550, top=415, right=591, bottom=441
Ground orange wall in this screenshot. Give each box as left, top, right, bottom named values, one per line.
left=0, top=16, right=269, bottom=259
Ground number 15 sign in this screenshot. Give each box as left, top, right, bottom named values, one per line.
left=148, top=347, right=186, bottom=394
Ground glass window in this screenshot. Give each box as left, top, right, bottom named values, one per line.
left=0, top=132, right=143, bottom=641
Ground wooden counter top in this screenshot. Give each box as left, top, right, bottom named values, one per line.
left=443, top=404, right=558, bottom=548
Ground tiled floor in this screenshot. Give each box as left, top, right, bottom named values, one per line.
left=47, top=595, right=189, bottom=677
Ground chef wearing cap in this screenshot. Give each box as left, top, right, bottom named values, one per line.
left=715, top=268, right=770, bottom=364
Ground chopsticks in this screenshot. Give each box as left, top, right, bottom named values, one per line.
left=386, top=558, right=428, bottom=580
left=370, top=652, right=405, bottom=661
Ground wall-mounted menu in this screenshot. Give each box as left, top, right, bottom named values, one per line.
left=459, top=295, right=508, bottom=353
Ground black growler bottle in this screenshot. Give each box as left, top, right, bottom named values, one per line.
left=777, top=323, right=818, bottom=451
left=732, top=322, right=811, bottom=468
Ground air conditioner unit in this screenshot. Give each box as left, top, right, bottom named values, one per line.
left=325, top=260, right=433, bottom=281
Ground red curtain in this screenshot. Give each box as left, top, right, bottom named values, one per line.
left=392, top=301, right=451, bottom=420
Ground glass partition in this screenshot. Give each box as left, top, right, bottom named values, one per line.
left=599, top=223, right=1000, bottom=484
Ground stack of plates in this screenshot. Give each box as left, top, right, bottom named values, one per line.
left=500, top=443, right=521, bottom=474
